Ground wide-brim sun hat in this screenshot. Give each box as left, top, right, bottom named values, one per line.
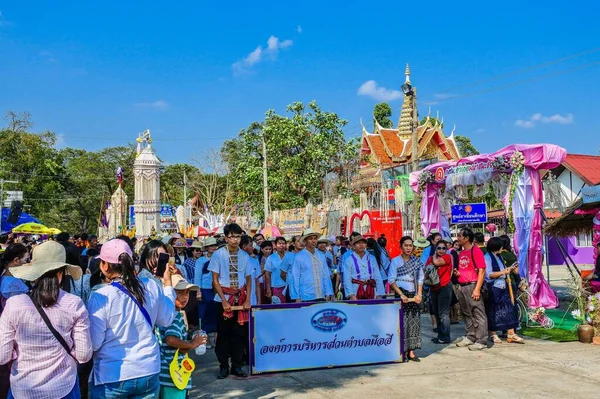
left=414, top=236, right=430, bottom=248
left=203, top=237, right=218, bottom=247
left=172, top=274, right=199, bottom=291
left=351, top=234, right=367, bottom=246
left=299, top=228, right=320, bottom=244
left=10, top=241, right=82, bottom=281
left=190, top=240, right=203, bottom=249
left=317, top=235, right=332, bottom=244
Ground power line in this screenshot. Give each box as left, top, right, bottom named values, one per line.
left=426, top=47, right=600, bottom=97
left=421, top=60, right=600, bottom=104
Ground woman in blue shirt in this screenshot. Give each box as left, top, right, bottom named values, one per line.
left=484, top=237, right=524, bottom=345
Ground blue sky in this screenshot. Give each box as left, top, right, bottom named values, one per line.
left=1, top=1, right=599, bottom=164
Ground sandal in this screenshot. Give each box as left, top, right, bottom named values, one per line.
left=490, top=334, right=502, bottom=344
left=507, top=334, right=525, bottom=344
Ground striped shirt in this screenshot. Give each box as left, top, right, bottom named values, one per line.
left=158, top=311, right=190, bottom=389
left=0, top=290, right=93, bottom=399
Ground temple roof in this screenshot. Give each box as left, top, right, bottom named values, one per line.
left=361, top=65, right=461, bottom=169
left=360, top=119, right=461, bottom=168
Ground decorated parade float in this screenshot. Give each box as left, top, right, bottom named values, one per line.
left=410, top=143, right=566, bottom=309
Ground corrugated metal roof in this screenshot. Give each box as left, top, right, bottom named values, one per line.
left=563, top=154, right=600, bottom=186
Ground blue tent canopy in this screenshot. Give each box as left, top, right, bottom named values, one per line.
left=1, top=208, right=42, bottom=233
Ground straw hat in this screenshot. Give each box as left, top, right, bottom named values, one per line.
left=10, top=241, right=82, bottom=281
left=299, top=228, right=320, bottom=244
left=190, top=240, right=203, bottom=249
left=317, top=235, right=332, bottom=244
left=172, top=274, right=199, bottom=291
left=173, top=238, right=187, bottom=248
left=351, top=235, right=367, bottom=246
left=202, top=237, right=218, bottom=247
left=414, top=236, right=430, bottom=248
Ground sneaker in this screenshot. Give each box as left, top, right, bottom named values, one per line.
left=231, top=366, right=248, bottom=378
left=468, top=343, right=487, bottom=351
left=455, top=337, right=474, bottom=347
left=217, top=366, right=229, bottom=379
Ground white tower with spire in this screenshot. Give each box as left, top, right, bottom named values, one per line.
left=133, top=130, right=161, bottom=238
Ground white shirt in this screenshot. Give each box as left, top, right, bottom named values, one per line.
left=387, top=256, right=424, bottom=293
left=87, top=277, right=176, bottom=385
left=342, top=251, right=385, bottom=298
left=207, top=247, right=253, bottom=303
left=290, top=249, right=334, bottom=301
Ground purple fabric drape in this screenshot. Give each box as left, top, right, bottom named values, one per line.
left=420, top=185, right=440, bottom=237
left=528, top=168, right=558, bottom=308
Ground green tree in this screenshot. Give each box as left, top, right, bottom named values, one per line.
left=0, top=112, right=67, bottom=228
left=454, top=135, right=479, bottom=157
left=373, top=102, right=393, bottom=130
left=222, top=101, right=359, bottom=216
left=161, top=164, right=202, bottom=206
left=58, top=145, right=137, bottom=233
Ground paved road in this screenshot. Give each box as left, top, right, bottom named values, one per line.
left=189, top=265, right=599, bottom=398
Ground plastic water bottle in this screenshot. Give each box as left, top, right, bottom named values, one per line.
left=194, top=330, right=207, bottom=356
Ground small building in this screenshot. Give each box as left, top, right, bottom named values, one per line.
left=545, top=154, right=600, bottom=265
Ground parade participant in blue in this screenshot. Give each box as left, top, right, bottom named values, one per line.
left=279, top=235, right=303, bottom=302
left=264, top=236, right=288, bottom=304
left=180, top=240, right=203, bottom=330
left=290, top=229, right=334, bottom=303
left=343, top=235, right=385, bottom=300
left=317, top=235, right=339, bottom=298
left=172, top=238, right=188, bottom=268
left=194, top=237, right=218, bottom=345
left=208, top=223, right=253, bottom=379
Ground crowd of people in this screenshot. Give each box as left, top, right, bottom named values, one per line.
left=0, top=224, right=527, bottom=398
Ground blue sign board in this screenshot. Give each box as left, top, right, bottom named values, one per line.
left=581, top=185, right=600, bottom=204
left=451, top=203, right=487, bottom=224
left=129, top=205, right=136, bottom=227
left=160, top=204, right=173, bottom=217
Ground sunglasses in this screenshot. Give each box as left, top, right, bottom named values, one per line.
left=436, top=246, right=447, bottom=250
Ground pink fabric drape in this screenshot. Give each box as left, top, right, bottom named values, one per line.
left=420, top=185, right=441, bottom=237
left=526, top=169, right=558, bottom=308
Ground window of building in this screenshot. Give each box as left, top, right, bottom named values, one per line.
left=576, top=232, right=593, bottom=247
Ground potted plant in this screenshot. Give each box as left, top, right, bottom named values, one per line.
left=586, top=293, right=600, bottom=344
left=568, top=275, right=594, bottom=343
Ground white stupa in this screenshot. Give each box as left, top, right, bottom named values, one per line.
left=133, top=130, right=161, bottom=238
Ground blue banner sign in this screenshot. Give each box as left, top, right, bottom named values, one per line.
left=249, top=300, right=403, bottom=374
left=451, top=203, right=487, bottom=224
left=160, top=204, right=173, bottom=217
left=581, top=185, right=600, bottom=204
left=129, top=205, right=135, bottom=227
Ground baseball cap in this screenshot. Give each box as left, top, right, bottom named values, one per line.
left=98, top=239, right=133, bottom=264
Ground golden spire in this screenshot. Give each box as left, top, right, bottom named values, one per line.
left=397, top=63, right=416, bottom=137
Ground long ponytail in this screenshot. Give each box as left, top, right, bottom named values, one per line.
left=107, top=253, right=146, bottom=306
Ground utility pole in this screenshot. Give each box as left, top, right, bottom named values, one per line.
left=411, top=90, right=420, bottom=237
left=183, top=170, right=188, bottom=228
left=0, top=179, right=19, bottom=232
left=262, top=131, right=269, bottom=222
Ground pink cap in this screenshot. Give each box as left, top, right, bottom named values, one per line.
left=98, top=239, right=133, bottom=264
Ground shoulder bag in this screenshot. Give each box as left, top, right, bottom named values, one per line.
left=110, top=282, right=152, bottom=327
left=28, top=293, right=79, bottom=363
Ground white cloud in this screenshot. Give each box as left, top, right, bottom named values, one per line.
left=40, top=51, right=57, bottom=63
left=297, top=25, right=303, bottom=34
left=232, top=35, right=293, bottom=74
left=134, top=100, right=169, bottom=110
left=357, top=80, right=403, bottom=101
left=515, top=113, right=574, bottom=128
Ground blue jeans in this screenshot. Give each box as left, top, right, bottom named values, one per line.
left=8, top=376, right=80, bottom=399
left=91, top=374, right=160, bottom=399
